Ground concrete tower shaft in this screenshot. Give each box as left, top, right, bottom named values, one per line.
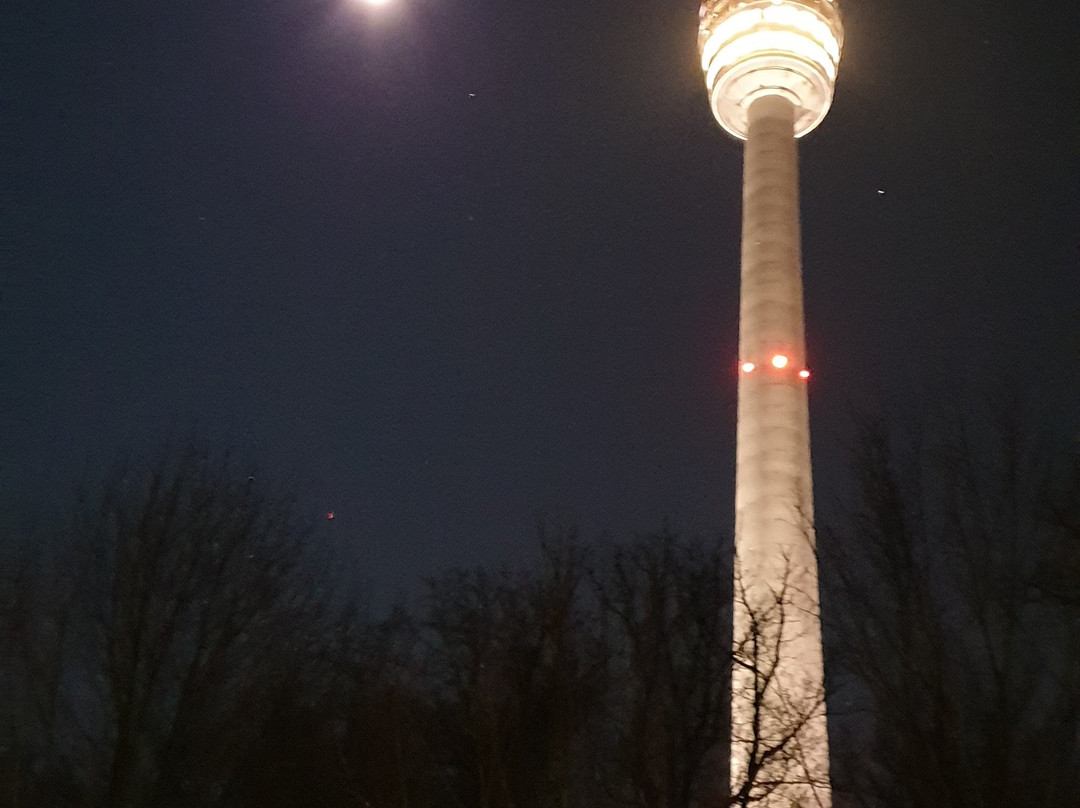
left=736, top=95, right=813, bottom=553
left=738, top=95, right=807, bottom=374
left=732, top=94, right=828, bottom=807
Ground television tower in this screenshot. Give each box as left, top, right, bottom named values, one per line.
left=697, top=1, right=843, bottom=805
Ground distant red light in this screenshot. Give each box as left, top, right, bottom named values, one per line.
left=326, top=511, right=335, bottom=520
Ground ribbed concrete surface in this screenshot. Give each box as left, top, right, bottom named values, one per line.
left=731, top=94, right=830, bottom=807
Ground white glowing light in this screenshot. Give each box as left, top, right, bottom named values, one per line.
left=705, top=29, right=838, bottom=93
left=771, top=354, right=789, bottom=369
left=698, top=0, right=844, bottom=138
left=742, top=362, right=756, bottom=373
left=701, top=4, right=842, bottom=72
left=359, top=0, right=391, bottom=6
left=799, top=369, right=811, bottom=379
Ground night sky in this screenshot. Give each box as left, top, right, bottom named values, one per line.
left=5, top=0, right=1079, bottom=602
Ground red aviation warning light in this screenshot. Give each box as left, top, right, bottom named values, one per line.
left=740, top=356, right=809, bottom=379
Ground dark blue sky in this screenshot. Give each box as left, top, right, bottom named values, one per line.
left=5, top=0, right=1078, bottom=601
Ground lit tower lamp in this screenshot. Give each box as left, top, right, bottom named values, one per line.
left=697, top=1, right=842, bottom=805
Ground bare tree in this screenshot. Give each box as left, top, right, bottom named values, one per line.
left=727, top=556, right=829, bottom=808
left=226, top=603, right=425, bottom=808
left=420, top=535, right=605, bottom=808
left=7, top=516, right=102, bottom=806
left=591, top=529, right=731, bottom=808
left=823, top=403, right=1080, bottom=808
left=7, top=447, right=328, bottom=808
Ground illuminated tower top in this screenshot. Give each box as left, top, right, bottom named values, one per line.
left=698, top=0, right=843, bottom=139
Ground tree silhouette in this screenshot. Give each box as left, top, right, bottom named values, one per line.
left=420, top=537, right=605, bottom=808
left=9, top=399, right=1077, bottom=808
left=590, top=529, right=731, bottom=808
left=8, top=447, right=328, bottom=807
left=823, top=403, right=1080, bottom=808
left=728, top=556, right=829, bottom=808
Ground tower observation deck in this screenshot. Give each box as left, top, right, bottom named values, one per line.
left=700, top=0, right=843, bottom=138
left=697, top=1, right=843, bottom=805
